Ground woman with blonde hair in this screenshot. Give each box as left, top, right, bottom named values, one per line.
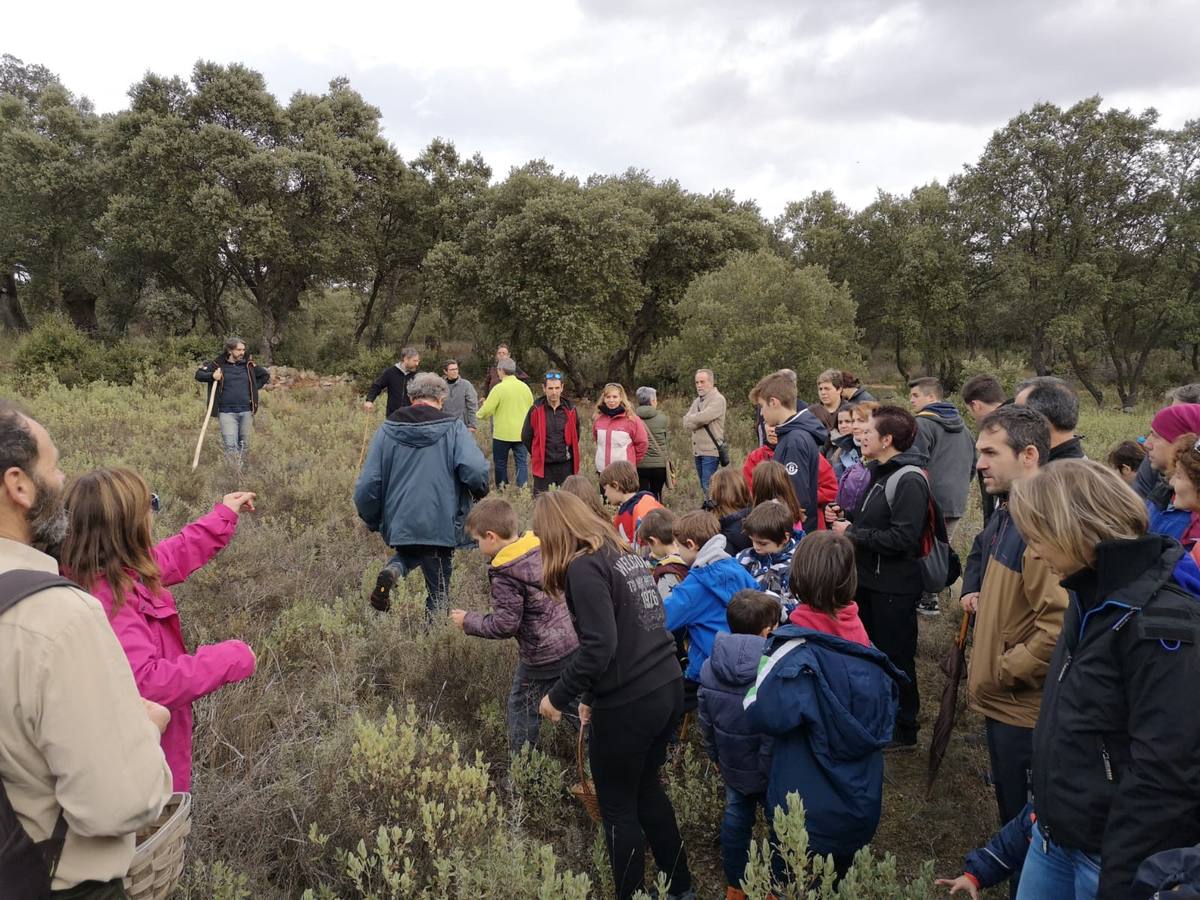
left=593, top=383, right=648, bottom=475
left=60, top=468, right=257, bottom=791
left=533, top=491, right=692, bottom=900
left=1007, top=459, right=1200, bottom=899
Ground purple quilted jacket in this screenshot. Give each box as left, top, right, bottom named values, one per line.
left=837, top=460, right=872, bottom=515
left=463, top=534, right=579, bottom=666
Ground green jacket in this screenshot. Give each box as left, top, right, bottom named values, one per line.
left=636, top=405, right=669, bottom=470
left=477, top=375, right=534, bottom=442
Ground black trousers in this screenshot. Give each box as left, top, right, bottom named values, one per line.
left=533, top=459, right=573, bottom=494
left=590, top=678, right=691, bottom=900
left=637, top=466, right=668, bottom=501
left=52, top=881, right=128, bottom=899
left=857, top=586, right=919, bottom=741
left=985, top=718, right=1032, bottom=897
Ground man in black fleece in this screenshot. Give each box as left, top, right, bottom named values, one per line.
left=195, top=336, right=271, bottom=461
left=364, top=346, right=421, bottom=416
left=1016, top=379, right=1086, bottom=462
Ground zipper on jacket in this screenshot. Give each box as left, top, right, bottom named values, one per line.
left=1100, top=740, right=1114, bottom=783
left=1057, top=652, right=1072, bottom=683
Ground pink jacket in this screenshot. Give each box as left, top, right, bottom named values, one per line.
left=592, top=409, right=648, bottom=472
left=83, top=504, right=255, bottom=791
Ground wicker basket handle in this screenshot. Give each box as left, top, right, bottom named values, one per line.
left=576, top=721, right=588, bottom=782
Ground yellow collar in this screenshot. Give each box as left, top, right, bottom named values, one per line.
left=493, top=531, right=540, bottom=567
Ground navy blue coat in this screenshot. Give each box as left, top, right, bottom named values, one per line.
left=963, top=802, right=1034, bottom=889
left=743, top=624, right=901, bottom=857
left=697, top=633, right=774, bottom=796
left=774, top=410, right=828, bottom=534
left=354, top=405, right=489, bottom=548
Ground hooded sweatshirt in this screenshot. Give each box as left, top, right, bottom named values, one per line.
left=912, top=401, right=976, bottom=519
left=354, top=404, right=490, bottom=548
left=743, top=624, right=902, bottom=857
left=664, top=534, right=760, bottom=681
left=788, top=601, right=871, bottom=646
left=697, top=633, right=775, bottom=795
left=774, top=408, right=829, bottom=534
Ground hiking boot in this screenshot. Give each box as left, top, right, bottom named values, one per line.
left=370, top=568, right=397, bottom=612
left=917, top=593, right=940, bottom=617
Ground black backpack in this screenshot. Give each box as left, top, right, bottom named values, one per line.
left=0, top=570, right=76, bottom=899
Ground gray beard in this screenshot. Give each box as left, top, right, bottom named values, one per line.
left=28, top=475, right=68, bottom=559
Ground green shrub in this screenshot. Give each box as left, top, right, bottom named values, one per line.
left=14, top=318, right=97, bottom=386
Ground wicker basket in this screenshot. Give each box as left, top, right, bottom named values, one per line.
left=568, top=724, right=601, bottom=822
left=124, top=792, right=191, bottom=900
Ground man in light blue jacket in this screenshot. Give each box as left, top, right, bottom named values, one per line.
left=354, top=373, right=489, bottom=616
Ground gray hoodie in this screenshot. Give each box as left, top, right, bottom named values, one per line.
left=912, top=402, right=976, bottom=519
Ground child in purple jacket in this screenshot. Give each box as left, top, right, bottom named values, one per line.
left=450, top=498, right=579, bottom=753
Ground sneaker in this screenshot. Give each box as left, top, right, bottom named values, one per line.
left=917, top=594, right=940, bottom=617
left=370, top=568, right=397, bottom=612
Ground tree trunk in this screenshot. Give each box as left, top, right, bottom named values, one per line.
left=0, top=273, right=29, bottom=332
left=1062, top=346, right=1105, bottom=408
left=540, top=344, right=589, bottom=396
left=61, top=286, right=98, bottom=333
left=353, top=270, right=388, bottom=346
left=398, top=294, right=426, bottom=346
left=894, top=331, right=909, bottom=383
left=1192, top=341, right=1199, bottom=376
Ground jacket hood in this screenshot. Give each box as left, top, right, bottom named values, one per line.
left=383, top=404, right=458, bottom=448
left=756, top=624, right=903, bottom=755
left=636, top=405, right=660, bottom=420
left=1073, top=534, right=1185, bottom=608
left=832, top=432, right=858, bottom=452
left=492, top=531, right=540, bottom=569
left=694, top=533, right=731, bottom=567
left=618, top=491, right=658, bottom=515
left=776, top=408, right=829, bottom=446
left=916, top=402, right=966, bottom=432
left=788, top=601, right=871, bottom=646
left=708, top=632, right=767, bottom=687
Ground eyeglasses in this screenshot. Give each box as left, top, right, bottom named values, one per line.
left=150, top=492, right=161, bottom=513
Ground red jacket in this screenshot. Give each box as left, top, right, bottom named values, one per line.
left=592, top=408, right=648, bottom=471
left=613, top=491, right=663, bottom=547
left=743, top=446, right=839, bottom=530
left=524, top=398, right=580, bottom=478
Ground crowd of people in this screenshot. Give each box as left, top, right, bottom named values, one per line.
left=4, top=341, right=1200, bottom=899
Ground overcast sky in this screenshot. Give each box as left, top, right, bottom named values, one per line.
left=9, top=0, right=1200, bottom=216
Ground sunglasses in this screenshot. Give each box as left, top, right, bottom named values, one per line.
left=151, top=492, right=161, bottom=513
left=544, top=372, right=563, bottom=381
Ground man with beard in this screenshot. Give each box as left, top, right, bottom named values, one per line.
left=196, top=336, right=272, bottom=462
left=0, top=401, right=173, bottom=897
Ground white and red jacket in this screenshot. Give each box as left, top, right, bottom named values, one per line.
left=592, top=407, right=648, bottom=472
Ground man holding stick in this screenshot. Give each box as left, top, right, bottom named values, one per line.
left=195, top=337, right=271, bottom=463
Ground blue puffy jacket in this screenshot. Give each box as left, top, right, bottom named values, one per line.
left=664, top=535, right=759, bottom=682
left=963, top=802, right=1034, bottom=889
left=698, top=633, right=774, bottom=796
left=743, top=624, right=901, bottom=857
left=354, top=405, right=490, bottom=548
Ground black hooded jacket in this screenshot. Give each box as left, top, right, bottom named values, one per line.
left=1032, top=536, right=1200, bottom=900
left=845, top=450, right=930, bottom=594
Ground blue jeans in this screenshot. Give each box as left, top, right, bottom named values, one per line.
left=721, top=786, right=786, bottom=888
left=1016, top=822, right=1100, bottom=900
left=384, top=546, right=453, bottom=615
left=492, top=439, right=528, bottom=488
left=218, top=411, right=254, bottom=456
left=695, top=455, right=719, bottom=497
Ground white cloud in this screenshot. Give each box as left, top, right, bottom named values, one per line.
left=7, top=0, right=1200, bottom=216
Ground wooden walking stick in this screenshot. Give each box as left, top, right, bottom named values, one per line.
left=357, top=405, right=373, bottom=469
left=192, top=382, right=218, bottom=470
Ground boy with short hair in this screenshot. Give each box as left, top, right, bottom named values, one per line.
left=601, top=460, right=664, bottom=548
left=665, top=511, right=759, bottom=710
left=449, top=498, right=579, bottom=753
left=745, top=532, right=901, bottom=877
left=637, top=507, right=689, bottom=599
left=736, top=501, right=801, bottom=597
left=698, top=590, right=783, bottom=900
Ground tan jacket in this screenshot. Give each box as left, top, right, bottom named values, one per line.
left=682, top=388, right=727, bottom=457
left=0, top=538, right=173, bottom=889
left=966, top=510, right=1069, bottom=728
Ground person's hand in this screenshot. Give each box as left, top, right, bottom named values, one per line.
left=538, top=694, right=562, bottom=722
left=449, top=609, right=467, bottom=630
left=934, top=875, right=980, bottom=899
left=579, top=703, right=591, bottom=726
left=830, top=518, right=850, bottom=535
left=212, top=367, right=223, bottom=382
left=825, top=504, right=843, bottom=523
left=222, top=491, right=257, bottom=514
left=142, top=698, right=171, bottom=734
left=363, top=400, right=374, bottom=411
left=960, top=592, right=980, bottom=614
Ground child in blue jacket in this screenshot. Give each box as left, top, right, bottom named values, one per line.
left=697, top=590, right=782, bottom=897
left=744, top=532, right=902, bottom=876
left=665, top=511, right=759, bottom=711
left=936, top=803, right=1035, bottom=898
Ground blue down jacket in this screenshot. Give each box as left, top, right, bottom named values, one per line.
left=698, top=633, right=774, bottom=795
left=743, top=624, right=901, bottom=857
